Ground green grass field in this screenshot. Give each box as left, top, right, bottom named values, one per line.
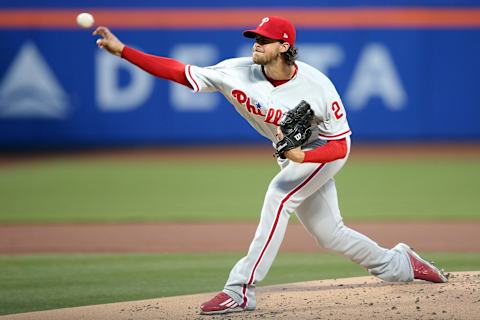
left=1, top=252, right=480, bottom=315
left=0, top=157, right=479, bottom=223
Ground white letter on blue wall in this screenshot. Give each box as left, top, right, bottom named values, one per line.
left=170, top=44, right=218, bottom=111
left=96, top=50, right=154, bottom=111
left=345, top=43, right=407, bottom=111
left=298, top=44, right=344, bottom=76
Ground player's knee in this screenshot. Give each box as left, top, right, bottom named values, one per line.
left=314, top=232, right=336, bottom=249
left=266, top=179, right=291, bottom=196
left=313, top=223, right=345, bottom=250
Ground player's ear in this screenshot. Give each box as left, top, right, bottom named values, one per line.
left=280, top=42, right=290, bottom=53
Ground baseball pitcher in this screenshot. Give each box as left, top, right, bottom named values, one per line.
left=94, top=16, right=448, bottom=315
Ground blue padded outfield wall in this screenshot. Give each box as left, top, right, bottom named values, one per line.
left=0, top=0, right=479, bottom=148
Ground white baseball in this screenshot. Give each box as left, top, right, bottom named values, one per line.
left=76, top=12, right=95, bottom=29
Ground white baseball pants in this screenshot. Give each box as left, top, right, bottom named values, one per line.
left=223, top=144, right=413, bottom=309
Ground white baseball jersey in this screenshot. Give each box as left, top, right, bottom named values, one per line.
left=185, top=57, right=351, bottom=145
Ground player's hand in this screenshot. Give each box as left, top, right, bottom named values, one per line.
left=276, top=127, right=305, bottom=163
left=93, top=26, right=125, bottom=57
left=283, top=147, right=305, bottom=163
left=275, top=127, right=284, bottom=141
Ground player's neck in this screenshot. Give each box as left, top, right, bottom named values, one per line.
left=263, top=60, right=295, bottom=81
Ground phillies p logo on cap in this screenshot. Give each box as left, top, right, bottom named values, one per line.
left=259, top=17, right=270, bottom=27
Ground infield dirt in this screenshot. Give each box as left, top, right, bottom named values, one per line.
left=1, top=222, right=480, bottom=254
left=2, top=272, right=479, bottom=320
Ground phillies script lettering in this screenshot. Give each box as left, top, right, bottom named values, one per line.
left=231, top=89, right=283, bottom=126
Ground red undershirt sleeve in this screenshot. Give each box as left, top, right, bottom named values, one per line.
left=303, top=138, right=348, bottom=163
left=121, top=46, right=192, bottom=89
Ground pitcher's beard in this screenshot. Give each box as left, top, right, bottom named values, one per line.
left=252, top=51, right=279, bottom=65
left=252, top=54, right=267, bottom=65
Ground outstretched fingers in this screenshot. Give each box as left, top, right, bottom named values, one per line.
left=92, top=26, right=124, bottom=56
left=92, top=26, right=110, bottom=38
left=93, top=26, right=111, bottom=49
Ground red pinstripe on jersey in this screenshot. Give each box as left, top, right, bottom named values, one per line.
left=318, top=129, right=351, bottom=138
left=186, top=65, right=200, bottom=92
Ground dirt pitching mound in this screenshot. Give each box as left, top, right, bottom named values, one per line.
left=3, top=272, right=479, bottom=320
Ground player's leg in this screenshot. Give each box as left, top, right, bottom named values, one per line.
left=207, top=157, right=348, bottom=313
left=295, top=179, right=411, bottom=281
left=295, top=179, right=447, bottom=282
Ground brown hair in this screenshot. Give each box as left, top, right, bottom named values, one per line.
left=282, top=45, right=298, bottom=66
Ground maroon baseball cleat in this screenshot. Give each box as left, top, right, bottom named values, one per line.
left=399, top=243, right=449, bottom=283
left=200, top=292, right=245, bottom=315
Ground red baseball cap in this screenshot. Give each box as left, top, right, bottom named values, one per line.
left=243, top=16, right=296, bottom=46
